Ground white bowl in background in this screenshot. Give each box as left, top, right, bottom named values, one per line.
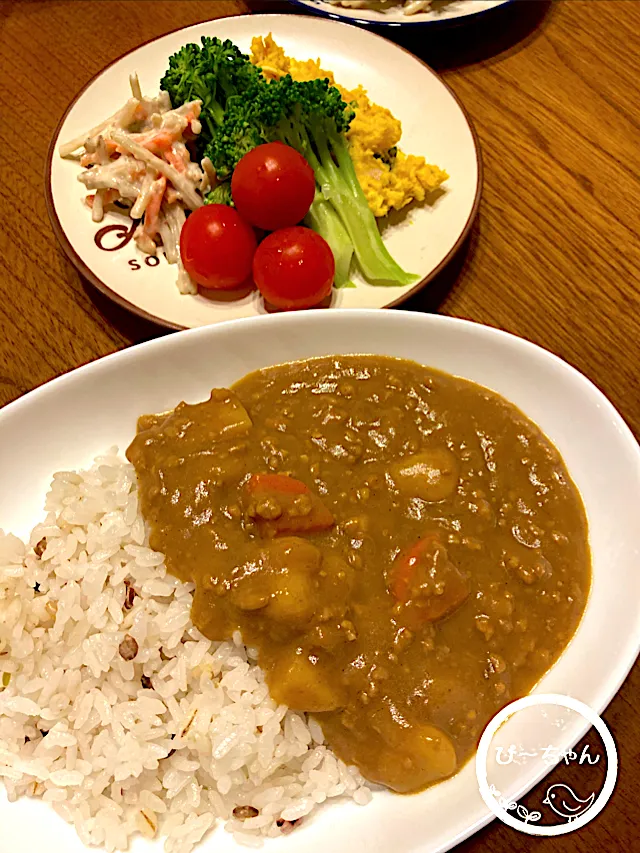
left=289, top=0, right=513, bottom=29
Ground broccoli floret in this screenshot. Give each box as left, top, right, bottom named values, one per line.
left=204, top=75, right=416, bottom=287
left=160, top=37, right=264, bottom=152
left=204, top=97, right=267, bottom=180
left=205, top=182, right=234, bottom=207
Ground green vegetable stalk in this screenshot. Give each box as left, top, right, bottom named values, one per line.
left=305, top=194, right=354, bottom=288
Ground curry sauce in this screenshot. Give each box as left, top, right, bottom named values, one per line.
left=126, top=356, right=590, bottom=793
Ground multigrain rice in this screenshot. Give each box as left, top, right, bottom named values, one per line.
left=0, top=450, right=372, bottom=852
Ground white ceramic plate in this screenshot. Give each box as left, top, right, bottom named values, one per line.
left=289, top=0, right=513, bottom=28
left=46, top=14, right=481, bottom=330
left=1, top=310, right=639, bottom=853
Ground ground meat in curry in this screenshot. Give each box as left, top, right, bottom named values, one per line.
left=126, top=355, right=590, bottom=794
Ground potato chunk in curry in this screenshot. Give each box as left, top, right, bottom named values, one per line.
left=391, top=448, right=460, bottom=502
left=127, top=355, right=590, bottom=794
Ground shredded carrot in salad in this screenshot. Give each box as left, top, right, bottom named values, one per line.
left=59, top=73, right=217, bottom=295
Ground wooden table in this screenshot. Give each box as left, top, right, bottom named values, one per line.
left=0, top=1, right=638, bottom=850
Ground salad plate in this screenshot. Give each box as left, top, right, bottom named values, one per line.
left=288, top=0, right=514, bottom=29
left=46, top=14, right=481, bottom=329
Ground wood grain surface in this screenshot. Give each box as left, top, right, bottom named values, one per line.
left=0, top=1, right=638, bottom=851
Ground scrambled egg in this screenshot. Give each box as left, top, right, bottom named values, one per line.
left=250, top=35, right=448, bottom=219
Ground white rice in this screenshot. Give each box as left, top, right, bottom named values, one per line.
left=0, top=450, right=372, bottom=852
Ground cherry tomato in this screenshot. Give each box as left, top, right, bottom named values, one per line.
left=180, top=205, right=256, bottom=290
left=231, top=142, right=316, bottom=231
left=252, top=226, right=335, bottom=311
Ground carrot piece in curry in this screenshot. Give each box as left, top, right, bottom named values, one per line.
left=244, top=473, right=335, bottom=537
left=390, top=533, right=470, bottom=627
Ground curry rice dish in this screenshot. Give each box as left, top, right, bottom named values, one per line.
left=127, top=354, right=591, bottom=795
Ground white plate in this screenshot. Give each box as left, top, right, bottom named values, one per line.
left=46, top=14, right=481, bottom=330
left=289, top=0, right=513, bottom=28
left=1, top=310, right=639, bottom=853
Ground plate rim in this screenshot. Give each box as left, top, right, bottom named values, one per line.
left=44, top=12, right=483, bottom=331
left=287, top=0, right=514, bottom=29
